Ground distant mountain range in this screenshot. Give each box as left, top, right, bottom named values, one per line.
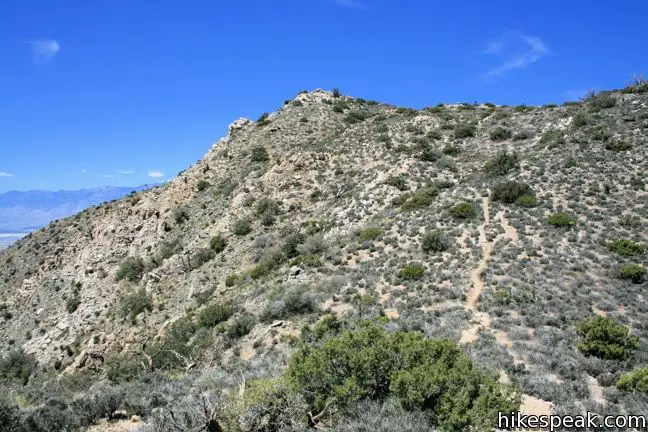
left=0, top=185, right=153, bottom=233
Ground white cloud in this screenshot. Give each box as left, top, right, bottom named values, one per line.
left=27, top=39, right=60, bottom=65
left=481, top=33, right=550, bottom=80
left=117, top=169, right=135, bottom=175
left=81, top=169, right=87, bottom=173
left=0, top=172, right=13, bottom=177
left=148, top=170, right=164, bottom=178
left=102, top=174, right=115, bottom=179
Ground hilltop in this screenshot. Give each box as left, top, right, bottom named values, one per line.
left=0, top=82, right=647, bottom=431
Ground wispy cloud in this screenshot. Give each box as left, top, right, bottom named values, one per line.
left=27, top=39, right=60, bottom=65
left=334, top=0, right=366, bottom=9
left=481, top=32, right=550, bottom=80
left=117, top=169, right=135, bottom=175
left=81, top=169, right=87, bottom=173
left=102, top=174, right=115, bottom=179
left=148, top=170, right=164, bottom=178
left=0, top=172, right=13, bottom=177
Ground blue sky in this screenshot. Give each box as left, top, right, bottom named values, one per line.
left=1, top=0, right=646, bottom=192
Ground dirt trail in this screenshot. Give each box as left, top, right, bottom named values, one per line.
left=460, top=197, right=493, bottom=344
left=497, top=211, right=519, bottom=243
left=457, top=197, right=552, bottom=416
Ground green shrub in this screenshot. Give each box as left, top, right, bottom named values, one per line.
left=576, top=316, right=638, bottom=360
left=238, top=379, right=307, bottom=432
left=539, top=130, right=565, bottom=148
left=210, top=233, right=228, bottom=253
left=191, top=248, right=215, bottom=268
left=285, top=318, right=519, bottom=431
left=489, top=127, right=512, bottom=141
left=198, top=302, right=233, bottom=327
left=617, top=264, right=647, bottom=284
left=512, top=130, right=534, bottom=141
left=332, top=88, right=341, bottom=98
left=418, top=144, right=441, bottom=162
left=115, top=256, right=146, bottom=282
left=604, top=140, right=632, bottom=152
left=344, top=110, right=369, bottom=124
left=421, top=230, right=449, bottom=253
left=232, top=218, right=252, bottom=236
left=441, top=144, right=460, bottom=156
left=256, top=197, right=280, bottom=226
left=516, top=194, right=538, bottom=207
left=588, top=92, right=616, bottom=109
left=608, top=239, right=645, bottom=257
left=572, top=112, right=588, bottom=128
left=491, top=181, right=533, bottom=204
left=454, top=124, right=476, bottom=139
left=0, top=349, right=38, bottom=385
left=547, top=212, right=577, bottom=228
left=251, top=146, right=270, bottom=162
left=196, top=180, right=210, bottom=192
left=257, top=112, right=270, bottom=125
left=385, top=176, right=408, bottom=191
left=225, top=273, right=242, bottom=287
left=282, top=233, right=306, bottom=259
left=66, top=289, right=81, bottom=313
left=156, top=238, right=182, bottom=263
left=260, top=287, right=318, bottom=321
left=104, top=354, right=142, bottom=384
left=449, top=202, right=475, bottom=219
left=117, top=288, right=153, bottom=323
left=398, top=263, right=425, bottom=280
left=0, top=395, right=21, bottom=430
left=484, top=151, right=519, bottom=176
left=356, top=227, right=383, bottom=242
left=250, top=263, right=270, bottom=280
left=401, top=186, right=438, bottom=210
left=227, top=315, right=256, bottom=340
left=173, top=206, right=190, bottom=224
left=617, top=366, right=648, bottom=394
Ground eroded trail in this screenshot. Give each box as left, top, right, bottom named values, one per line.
left=459, top=197, right=493, bottom=344
left=458, top=196, right=553, bottom=416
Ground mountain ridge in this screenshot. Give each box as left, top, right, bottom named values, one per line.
left=0, top=84, right=647, bottom=430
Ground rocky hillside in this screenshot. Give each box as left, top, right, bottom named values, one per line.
left=1, top=83, right=647, bottom=431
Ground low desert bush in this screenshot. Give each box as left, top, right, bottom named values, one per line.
left=576, top=316, right=638, bottom=361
